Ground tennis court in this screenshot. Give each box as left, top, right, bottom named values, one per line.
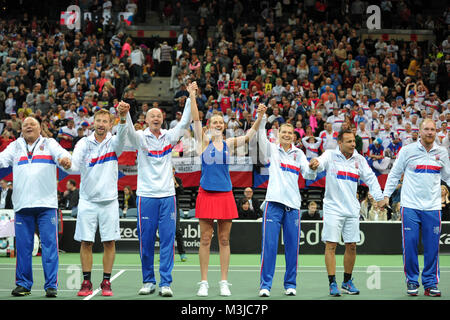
left=0, top=253, right=449, bottom=300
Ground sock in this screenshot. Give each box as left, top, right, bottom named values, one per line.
left=328, top=275, right=336, bottom=284
left=83, top=272, right=91, bottom=281
left=103, top=273, right=111, bottom=281
left=344, top=273, right=352, bottom=283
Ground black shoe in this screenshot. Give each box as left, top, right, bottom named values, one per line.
left=45, top=288, right=57, bottom=298
left=11, top=286, right=31, bottom=297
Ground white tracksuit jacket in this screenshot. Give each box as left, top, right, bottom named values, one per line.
left=316, top=147, right=384, bottom=217
left=69, top=123, right=127, bottom=202
left=125, top=98, right=192, bottom=198
left=258, top=117, right=316, bottom=210
left=0, top=136, right=71, bottom=212
left=383, top=140, right=450, bottom=211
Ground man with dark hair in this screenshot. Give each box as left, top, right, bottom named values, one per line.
left=309, top=129, right=384, bottom=296
left=62, top=179, right=79, bottom=210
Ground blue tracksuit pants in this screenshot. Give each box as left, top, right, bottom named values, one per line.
left=260, top=201, right=301, bottom=291
left=136, top=196, right=176, bottom=287
left=15, top=207, right=59, bottom=291
left=401, top=207, right=441, bottom=289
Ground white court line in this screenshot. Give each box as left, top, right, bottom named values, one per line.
left=0, top=265, right=449, bottom=270
left=83, top=269, right=126, bottom=301
left=3, top=267, right=448, bottom=273
left=0, top=289, right=78, bottom=292
left=1, top=264, right=449, bottom=268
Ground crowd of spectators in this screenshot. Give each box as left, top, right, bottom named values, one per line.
left=0, top=0, right=148, bottom=150
left=157, top=0, right=450, bottom=219
left=0, top=0, right=148, bottom=209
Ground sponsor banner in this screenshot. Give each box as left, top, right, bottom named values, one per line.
left=0, top=211, right=15, bottom=256
left=59, top=219, right=450, bottom=254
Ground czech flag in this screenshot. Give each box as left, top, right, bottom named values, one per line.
left=118, top=165, right=137, bottom=190
left=57, top=168, right=80, bottom=193
left=118, top=151, right=137, bottom=166
left=229, top=161, right=253, bottom=188
left=119, top=12, right=134, bottom=25
left=0, top=167, right=12, bottom=182
left=361, top=166, right=389, bottom=190
left=173, top=157, right=201, bottom=187
left=253, top=164, right=270, bottom=189
left=304, top=170, right=326, bottom=188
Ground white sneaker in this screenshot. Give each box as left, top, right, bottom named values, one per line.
left=197, top=281, right=209, bottom=297
left=219, top=280, right=232, bottom=296
left=138, top=283, right=156, bottom=295
left=285, top=288, right=296, bottom=296
left=159, top=286, right=173, bottom=297
left=259, top=289, right=270, bottom=297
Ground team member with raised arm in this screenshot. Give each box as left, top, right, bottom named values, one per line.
left=257, top=109, right=317, bottom=297
left=121, top=83, right=194, bottom=297
left=0, top=116, right=71, bottom=298
left=70, top=106, right=129, bottom=297
left=380, top=119, right=450, bottom=297
left=309, top=129, right=384, bottom=296
left=191, top=84, right=265, bottom=297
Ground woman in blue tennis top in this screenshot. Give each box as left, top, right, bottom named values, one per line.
left=190, top=81, right=266, bottom=297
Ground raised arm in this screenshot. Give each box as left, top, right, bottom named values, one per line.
left=112, top=102, right=130, bottom=157
left=120, top=102, right=141, bottom=148
left=226, top=104, right=267, bottom=151
left=188, top=82, right=207, bottom=155
left=301, top=136, right=310, bottom=146
left=168, top=83, right=194, bottom=144
left=257, top=112, right=270, bottom=160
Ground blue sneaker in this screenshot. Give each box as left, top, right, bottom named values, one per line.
left=407, top=283, right=419, bottom=296
left=329, top=281, right=341, bottom=296
left=180, top=254, right=187, bottom=262
left=341, top=279, right=360, bottom=295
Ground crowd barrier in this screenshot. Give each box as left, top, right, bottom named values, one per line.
left=2, top=210, right=449, bottom=256
left=59, top=218, right=450, bottom=255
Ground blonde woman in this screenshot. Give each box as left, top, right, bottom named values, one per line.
left=296, top=59, right=309, bottom=82
left=190, top=81, right=266, bottom=297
